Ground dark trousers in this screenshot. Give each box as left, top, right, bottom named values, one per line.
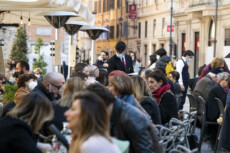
left=179, top=85, right=188, bottom=110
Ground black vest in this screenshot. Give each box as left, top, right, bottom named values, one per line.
left=181, top=58, right=189, bottom=89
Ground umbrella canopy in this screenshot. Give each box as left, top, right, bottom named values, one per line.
left=0, top=0, right=95, bottom=26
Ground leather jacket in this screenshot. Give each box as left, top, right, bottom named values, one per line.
left=110, top=98, right=162, bottom=153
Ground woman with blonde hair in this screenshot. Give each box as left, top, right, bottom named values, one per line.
left=41, top=77, right=85, bottom=136
left=65, top=91, right=121, bottom=153
left=131, top=75, right=161, bottom=124
left=199, top=57, right=230, bottom=81
left=34, top=68, right=43, bottom=79
left=0, top=92, right=54, bottom=153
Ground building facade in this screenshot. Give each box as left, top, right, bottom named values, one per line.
left=93, top=0, right=129, bottom=57
left=93, top=0, right=230, bottom=76
left=174, top=0, right=230, bottom=76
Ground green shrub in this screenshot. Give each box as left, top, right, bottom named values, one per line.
left=3, top=83, right=18, bottom=103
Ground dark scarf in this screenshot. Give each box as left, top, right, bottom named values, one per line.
left=152, top=84, right=171, bottom=104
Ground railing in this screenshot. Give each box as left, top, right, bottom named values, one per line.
left=189, top=0, right=215, bottom=7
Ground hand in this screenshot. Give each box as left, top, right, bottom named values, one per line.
left=180, top=84, right=185, bottom=92
left=217, top=116, right=223, bottom=125
left=103, top=63, right=108, bottom=67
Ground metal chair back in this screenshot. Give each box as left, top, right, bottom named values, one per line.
left=214, top=98, right=225, bottom=153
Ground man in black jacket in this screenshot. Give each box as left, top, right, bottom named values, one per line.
left=108, top=41, right=134, bottom=74
left=95, top=50, right=109, bottom=70
left=86, top=83, right=162, bottom=153
left=33, top=72, right=65, bottom=102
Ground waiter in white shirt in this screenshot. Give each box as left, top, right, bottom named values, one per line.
left=176, top=50, right=194, bottom=110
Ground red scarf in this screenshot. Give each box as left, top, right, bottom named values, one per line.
left=152, top=84, right=171, bottom=104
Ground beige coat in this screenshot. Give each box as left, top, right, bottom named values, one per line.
left=14, top=86, right=30, bottom=104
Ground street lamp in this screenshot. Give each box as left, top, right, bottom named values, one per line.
left=213, top=0, right=218, bottom=57
left=169, top=0, right=173, bottom=59
left=80, top=27, right=109, bottom=65
left=39, top=11, right=78, bottom=72
left=64, top=20, right=88, bottom=79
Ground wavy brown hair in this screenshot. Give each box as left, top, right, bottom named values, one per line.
left=109, top=75, right=133, bottom=96
left=8, top=92, right=54, bottom=133
left=70, top=91, right=110, bottom=153
left=17, top=74, right=37, bottom=88
left=131, top=75, right=150, bottom=102
left=56, top=77, right=85, bottom=108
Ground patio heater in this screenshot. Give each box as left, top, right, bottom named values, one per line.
left=80, top=27, right=109, bottom=65
left=63, top=20, right=88, bottom=79
left=40, top=11, right=78, bottom=72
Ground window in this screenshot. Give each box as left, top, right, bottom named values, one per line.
left=109, top=26, right=115, bottom=39
left=138, top=22, right=141, bottom=38
left=145, top=21, right=148, bottom=38
left=117, top=0, right=121, bottom=8
left=94, top=1, right=97, bottom=13
left=126, top=0, right=129, bottom=13
left=107, top=0, right=110, bottom=11
left=116, top=24, right=120, bottom=38
left=103, top=0, right=107, bottom=12
left=153, top=19, right=156, bottom=37
left=152, top=44, right=156, bottom=53
left=123, top=21, right=128, bottom=38
left=225, top=29, right=230, bottom=46
left=182, top=33, right=186, bottom=55
left=98, top=0, right=101, bottom=13
left=110, top=0, right=114, bottom=9
left=208, top=19, right=214, bottom=46
left=162, top=18, right=165, bottom=36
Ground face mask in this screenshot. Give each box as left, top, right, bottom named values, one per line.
left=28, top=81, right=37, bottom=91
left=156, top=55, right=160, bottom=60
left=35, top=74, right=40, bottom=79
left=116, top=53, right=123, bottom=59
left=186, top=58, right=192, bottom=62
left=132, top=57, right=135, bottom=61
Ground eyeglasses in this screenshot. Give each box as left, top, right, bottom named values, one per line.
left=49, top=82, right=63, bottom=90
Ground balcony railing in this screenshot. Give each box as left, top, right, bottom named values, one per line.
left=189, top=0, right=215, bottom=7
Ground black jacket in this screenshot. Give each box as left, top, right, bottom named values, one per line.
left=0, top=116, right=42, bottom=153
left=108, top=54, right=134, bottom=74
left=40, top=102, right=68, bottom=137
left=140, top=96, right=161, bottom=125
left=1, top=101, right=16, bottom=117
left=159, top=91, right=178, bottom=124
left=206, top=84, right=227, bottom=122
left=110, top=98, right=162, bottom=153
left=33, top=80, right=60, bottom=102
left=96, top=60, right=108, bottom=69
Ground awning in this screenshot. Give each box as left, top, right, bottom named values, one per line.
left=0, top=0, right=95, bottom=26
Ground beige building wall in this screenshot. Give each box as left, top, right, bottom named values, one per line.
left=174, top=0, right=230, bottom=76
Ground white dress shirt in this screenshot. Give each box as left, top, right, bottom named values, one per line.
left=176, top=56, right=187, bottom=86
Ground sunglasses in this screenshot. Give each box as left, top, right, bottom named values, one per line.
left=50, top=82, right=63, bottom=90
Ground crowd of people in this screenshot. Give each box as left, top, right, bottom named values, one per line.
left=0, top=40, right=230, bottom=153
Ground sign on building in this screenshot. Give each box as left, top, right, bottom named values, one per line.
left=129, top=4, right=137, bottom=19
left=167, top=25, right=174, bottom=32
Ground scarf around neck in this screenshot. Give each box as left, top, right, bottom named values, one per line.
left=152, top=84, right=171, bottom=104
